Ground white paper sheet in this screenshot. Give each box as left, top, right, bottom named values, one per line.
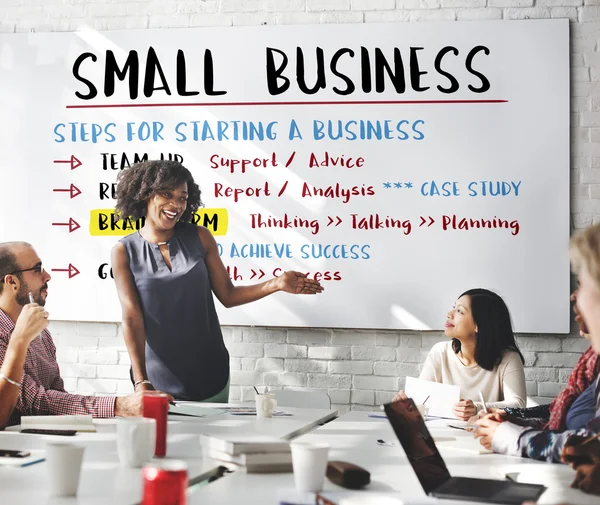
left=405, top=377, right=460, bottom=419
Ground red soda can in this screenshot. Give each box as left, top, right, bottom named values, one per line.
left=143, top=392, right=169, bottom=457
left=141, top=460, right=188, bottom=505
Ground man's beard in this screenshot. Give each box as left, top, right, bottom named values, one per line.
left=16, top=284, right=46, bottom=307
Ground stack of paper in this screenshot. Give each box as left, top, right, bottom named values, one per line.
left=20, top=415, right=96, bottom=432
left=201, top=434, right=292, bottom=473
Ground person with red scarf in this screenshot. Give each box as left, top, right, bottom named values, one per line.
left=472, top=287, right=600, bottom=460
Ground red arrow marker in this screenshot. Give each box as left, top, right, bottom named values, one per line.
left=335, top=216, right=342, bottom=226
left=258, top=269, right=265, bottom=280
left=250, top=269, right=257, bottom=280
left=53, top=155, right=82, bottom=170
left=428, top=216, right=435, bottom=227
left=419, top=216, right=426, bottom=227
left=51, top=218, right=80, bottom=233
left=51, top=264, right=80, bottom=279
left=53, top=184, right=81, bottom=199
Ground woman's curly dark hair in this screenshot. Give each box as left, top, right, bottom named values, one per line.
left=115, top=160, right=203, bottom=222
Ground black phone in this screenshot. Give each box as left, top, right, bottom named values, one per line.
left=21, top=429, right=76, bottom=436
left=0, top=449, right=30, bottom=458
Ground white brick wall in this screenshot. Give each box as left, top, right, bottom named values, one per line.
left=2, top=0, right=593, bottom=413
left=47, top=320, right=584, bottom=412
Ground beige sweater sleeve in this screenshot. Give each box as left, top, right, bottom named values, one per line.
left=482, top=351, right=527, bottom=410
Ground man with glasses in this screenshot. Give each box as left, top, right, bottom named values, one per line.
left=0, top=241, right=156, bottom=426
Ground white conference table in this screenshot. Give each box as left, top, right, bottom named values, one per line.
left=187, top=411, right=600, bottom=505
left=0, top=403, right=337, bottom=505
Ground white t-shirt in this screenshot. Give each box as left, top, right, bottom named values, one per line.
left=419, top=341, right=526, bottom=411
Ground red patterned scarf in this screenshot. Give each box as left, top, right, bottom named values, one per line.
left=545, top=346, right=600, bottom=430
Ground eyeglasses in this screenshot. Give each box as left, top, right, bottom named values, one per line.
left=0, top=263, right=44, bottom=283
left=10, top=263, right=43, bottom=275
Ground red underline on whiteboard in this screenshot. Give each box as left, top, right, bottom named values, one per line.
left=65, top=99, right=508, bottom=109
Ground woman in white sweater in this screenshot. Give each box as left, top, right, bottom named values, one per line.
left=394, top=288, right=526, bottom=420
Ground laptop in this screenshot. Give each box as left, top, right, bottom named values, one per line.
left=383, top=399, right=546, bottom=504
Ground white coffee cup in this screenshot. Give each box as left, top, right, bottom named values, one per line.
left=45, top=442, right=85, bottom=496
left=290, top=442, right=330, bottom=492
left=116, top=417, right=156, bottom=468
left=417, top=404, right=429, bottom=420
left=255, top=393, right=277, bottom=418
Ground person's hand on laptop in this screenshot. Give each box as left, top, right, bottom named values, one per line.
left=453, top=399, right=476, bottom=420
left=392, top=390, right=408, bottom=402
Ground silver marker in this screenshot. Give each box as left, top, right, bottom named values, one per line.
left=28, top=292, right=35, bottom=304
left=478, top=390, right=488, bottom=414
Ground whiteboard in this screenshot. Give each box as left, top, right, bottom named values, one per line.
left=0, top=20, right=570, bottom=332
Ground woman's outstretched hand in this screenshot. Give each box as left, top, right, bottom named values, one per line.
left=277, top=271, right=325, bottom=294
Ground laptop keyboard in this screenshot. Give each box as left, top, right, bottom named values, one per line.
left=439, top=477, right=511, bottom=498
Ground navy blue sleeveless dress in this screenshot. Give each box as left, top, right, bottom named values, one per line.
left=120, top=223, right=229, bottom=401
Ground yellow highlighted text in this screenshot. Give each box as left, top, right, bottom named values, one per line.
left=89, top=209, right=228, bottom=236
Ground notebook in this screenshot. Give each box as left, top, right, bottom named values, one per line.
left=168, top=403, right=225, bottom=418
left=20, top=415, right=95, bottom=432
left=206, top=448, right=293, bottom=466
left=383, top=399, right=545, bottom=504
left=200, top=434, right=290, bottom=456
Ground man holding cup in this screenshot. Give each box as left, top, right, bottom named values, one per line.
left=0, top=241, right=169, bottom=426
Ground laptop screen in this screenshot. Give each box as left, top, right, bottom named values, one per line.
left=384, top=399, right=452, bottom=494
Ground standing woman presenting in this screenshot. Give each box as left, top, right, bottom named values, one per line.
left=112, top=160, right=323, bottom=402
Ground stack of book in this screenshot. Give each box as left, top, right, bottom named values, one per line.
left=200, top=434, right=292, bottom=473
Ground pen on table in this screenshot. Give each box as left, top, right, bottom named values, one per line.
left=478, top=390, right=488, bottom=414
left=580, top=432, right=600, bottom=446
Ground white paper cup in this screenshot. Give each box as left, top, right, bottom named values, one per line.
left=117, top=417, right=156, bottom=468
left=290, top=442, right=330, bottom=492
left=255, top=393, right=277, bottom=418
left=45, top=442, right=85, bottom=496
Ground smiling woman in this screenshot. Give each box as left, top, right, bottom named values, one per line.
left=111, top=160, right=324, bottom=402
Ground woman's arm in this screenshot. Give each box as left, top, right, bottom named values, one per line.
left=111, top=243, right=150, bottom=388
left=504, top=403, right=551, bottom=421
left=484, top=352, right=527, bottom=410
left=199, top=227, right=323, bottom=308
